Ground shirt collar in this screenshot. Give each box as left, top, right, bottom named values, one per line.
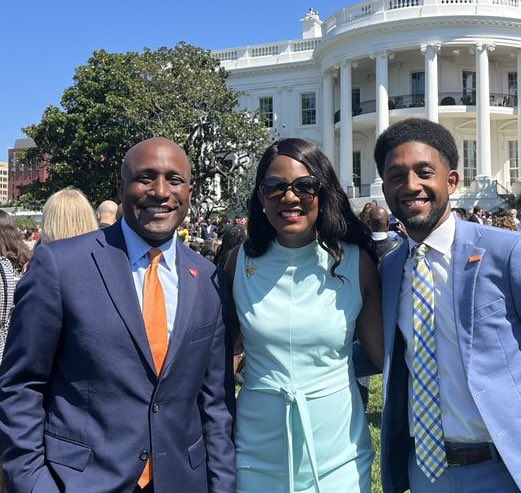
left=372, top=232, right=388, bottom=241
left=407, top=212, right=455, bottom=257
left=121, top=218, right=177, bottom=270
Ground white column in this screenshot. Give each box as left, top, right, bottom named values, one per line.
left=375, top=52, right=390, bottom=136
left=422, top=43, right=441, bottom=123
left=517, top=50, right=521, bottom=171
left=370, top=51, right=390, bottom=194
left=340, top=61, right=355, bottom=197
left=476, top=42, right=495, bottom=179
left=322, top=70, right=335, bottom=162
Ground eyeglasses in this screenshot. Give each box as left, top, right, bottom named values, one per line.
left=259, top=176, right=321, bottom=201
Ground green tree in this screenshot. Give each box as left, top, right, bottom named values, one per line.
left=19, top=43, right=269, bottom=216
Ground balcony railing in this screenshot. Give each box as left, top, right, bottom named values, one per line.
left=333, top=91, right=518, bottom=122
left=322, top=0, right=521, bottom=38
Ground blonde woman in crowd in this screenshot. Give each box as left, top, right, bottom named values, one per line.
left=41, top=188, right=99, bottom=243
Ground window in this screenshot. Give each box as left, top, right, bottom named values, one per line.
left=463, top=140, right=477, bottom=187
left=301, top=92, right=316, bottom=125
left=411, top=72, right=425, bottom=106
left=353, top=151, right=361, bottom=193
left=462, top=71, right=476, bottom=104
left=352, top=88, right=361, bottom=115
left=259, top=96, right=274, bottom=128
left=509, top=141, right=519, bottom=185
left=509, top=72, right=518, bottom=106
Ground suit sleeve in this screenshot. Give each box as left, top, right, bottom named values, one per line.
left=0, top=244, right=62, bottom=493
left=197, top=269, right=236, bottom=493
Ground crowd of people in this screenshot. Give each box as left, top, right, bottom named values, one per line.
left=0, top=118, right=520, bottom=493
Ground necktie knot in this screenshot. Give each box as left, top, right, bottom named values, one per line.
left=412, top=243, right=428, bottom=260
left=148, top=248, right=163, bottom=265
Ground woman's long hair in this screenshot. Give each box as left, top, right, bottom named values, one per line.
left=0, top=211, right=30, bottom=272
left=245, top=138, right=376, bottom=276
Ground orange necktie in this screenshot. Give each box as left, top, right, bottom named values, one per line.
left=138, top=248, right=168, bottom=488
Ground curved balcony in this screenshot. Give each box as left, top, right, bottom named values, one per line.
left=322, top=0, right=521, bottom=42
left=333, top=92, right=517, bottom=122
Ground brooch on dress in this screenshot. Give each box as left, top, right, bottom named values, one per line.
left=246, top=260, right=256, bottom=278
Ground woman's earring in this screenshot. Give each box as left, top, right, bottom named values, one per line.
left=262, top=208, right=266, bottom=213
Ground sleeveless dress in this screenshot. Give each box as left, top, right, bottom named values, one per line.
left=233, top=240, right=374, bottom=493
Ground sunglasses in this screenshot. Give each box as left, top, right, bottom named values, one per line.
left=259, top=175, right=321, bottom=201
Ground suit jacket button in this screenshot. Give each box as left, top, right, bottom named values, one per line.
left=140, top=450, right=149, bottom=461
left=152, top=403, right=160, bottom=413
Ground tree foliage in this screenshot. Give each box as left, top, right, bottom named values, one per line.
left=19, top=42, right=269, bottom=216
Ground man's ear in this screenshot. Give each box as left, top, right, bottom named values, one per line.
left=447, top=169, right=459, bottom=195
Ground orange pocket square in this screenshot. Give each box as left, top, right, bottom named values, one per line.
left=468, top=255, right=482, bottom=263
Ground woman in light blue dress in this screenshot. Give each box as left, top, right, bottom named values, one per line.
left=227, top=138, right=383, bottom=492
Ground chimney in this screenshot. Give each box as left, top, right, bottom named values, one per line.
left=301, top=8, right=322, bottom=39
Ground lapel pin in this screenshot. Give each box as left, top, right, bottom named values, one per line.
left=468, top=255, right=482, bottom=264
left=189, top=268, right=198, bottom=278
left=246, top=260, right=256, bottom=278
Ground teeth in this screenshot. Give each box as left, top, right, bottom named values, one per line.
left=405, top=200, right=427, bottom=206
left=281, top=211, right=301, bottom=217
left=146, top=207, right=170, bottom=213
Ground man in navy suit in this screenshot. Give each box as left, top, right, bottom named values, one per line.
left=376, top=119, right=521, bottom=493
left=0, top=137, right=235, bottom=493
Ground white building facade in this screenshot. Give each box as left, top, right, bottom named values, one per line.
left=213, top=1, right=521, bottom=210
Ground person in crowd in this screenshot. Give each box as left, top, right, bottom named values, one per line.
left=40, top=188, right=99, bottom=243
left=96, top=200, right=119, bottom=228
left=226, top=138, right=383, bottom=492
left=214, top=224, right=246, bottom=270
left=177, top=221, right=190, bottom=243
left=468, top=205, right=483, bottom=224
left=0, top=137, right=235, bottom=493
left=509, top=208, right=521, bottom=230
left=492, top=213, right=518, bottom=231
left=201, top=218, right=217, bottom=240
left=375, top=118, right=521, bottom=493
left=368, top=206, right=402, bottom=265
left=0, top=210, right=30, bottom=350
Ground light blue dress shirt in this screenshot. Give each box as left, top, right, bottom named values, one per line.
left=121, top=218, right=179, bottom=339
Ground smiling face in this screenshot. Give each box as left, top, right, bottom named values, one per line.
left=381, top=141, right=459, bottom=242
left=259, top=155, right=319, bottom=248
left=120, top=138, right=193, bottom=246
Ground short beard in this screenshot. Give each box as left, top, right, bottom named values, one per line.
left=400, top=200, right=448, bottom=237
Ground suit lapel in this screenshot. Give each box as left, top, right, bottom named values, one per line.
left=452, top=221, right=484, bottom=377
left=92, top=223, right=156, bottom=375
left=162, top=244, right=199, bottom=375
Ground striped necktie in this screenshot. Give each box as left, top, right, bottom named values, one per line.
left=411, top=243, right=447, bottom=482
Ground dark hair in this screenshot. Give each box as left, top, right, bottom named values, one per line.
left=0, top=211, right=31, bottom=271
left=374, top=118, right=459, bottom=178
left=214, top=225, right=247, bottom=269
left=245, top=138, right=376, bottom=276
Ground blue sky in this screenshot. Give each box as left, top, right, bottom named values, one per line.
left=1, top=0, right=356, bottom=162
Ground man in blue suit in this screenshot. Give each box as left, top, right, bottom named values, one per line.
left=0, top=137, right=235, bottom=492
left=376, top=119, right=521, bottom=493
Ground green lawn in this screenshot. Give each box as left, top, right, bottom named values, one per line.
left=367, top=375, right=384, bottom=493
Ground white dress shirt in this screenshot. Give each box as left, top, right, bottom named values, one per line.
left=397, top=213, right=490, bottom=443
left=121, top=218, right=179, bottom=339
